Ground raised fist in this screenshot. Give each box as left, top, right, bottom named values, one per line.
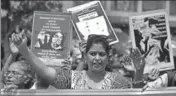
left=11, top=30, right=28, bottom=50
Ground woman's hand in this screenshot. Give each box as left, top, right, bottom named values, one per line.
left=79, top=41, right=86, bottom=54
left=120, top=55, right=135, bottom=72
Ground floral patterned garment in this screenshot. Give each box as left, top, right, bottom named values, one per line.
left=71, top=70, right=132, bottom=89
left=51, top=66, right=71, bottom=89
left=50, top=64, right=132, bottom=89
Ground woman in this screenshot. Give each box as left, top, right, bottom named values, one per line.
left=72, top=35, right=132, bottom=89
left=11, top=32, right=133, bottom=89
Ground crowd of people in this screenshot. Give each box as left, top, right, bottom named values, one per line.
left=1, top=27, right=176, bottom=92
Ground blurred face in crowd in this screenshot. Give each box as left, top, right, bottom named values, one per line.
left=86, top=43, right=108, bottom=72
left=4, top=62, right=30, bottom=88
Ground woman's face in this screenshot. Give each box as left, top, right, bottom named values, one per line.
left=86, top=43, right=108, bottom=72
left=4, top=62, right=29, bottom=87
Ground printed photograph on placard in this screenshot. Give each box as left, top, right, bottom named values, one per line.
left=31, top=11, right=72, bottom=66
left=34, top=31, right=64, bottom=50
left=129, top=10, right=174, bottom=73
left=67, top=1, right=119, bottom=45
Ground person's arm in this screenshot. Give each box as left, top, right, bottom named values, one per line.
left=20, top=47, right=56, bottom=83
left=1, top=39, right=19, bottom=84
left=11, top=31, right=65, bottom=88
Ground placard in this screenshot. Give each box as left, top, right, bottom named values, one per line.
left=31, top=11, right=72, bottom=66
left=129, top=10, right=174, bottom=73
left=67, top=1, right=119, bottom=45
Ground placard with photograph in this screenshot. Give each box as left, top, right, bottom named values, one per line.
left=31, top=11, right=72, bottom=66
left=67, top=1, right=119, bottom=45
left=129, top=10, right=175, bottom=73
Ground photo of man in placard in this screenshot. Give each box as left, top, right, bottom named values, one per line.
left=34, top=31, right=64, bottom=50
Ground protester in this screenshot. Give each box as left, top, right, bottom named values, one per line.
left=3, top=60, right=34, bottom=89
left=1, top=35, right=34, bottom=90
left=72, top=35, right=134, bottom=89
left=11, top=31, right=147, bottom=89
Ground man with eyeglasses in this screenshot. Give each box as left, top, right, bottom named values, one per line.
left=3, top=60, right=34, bottom=89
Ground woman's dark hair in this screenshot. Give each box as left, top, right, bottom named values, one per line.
left=85, top=35, right=110, bottom=55
left=84, top=35, right=112, bottom=71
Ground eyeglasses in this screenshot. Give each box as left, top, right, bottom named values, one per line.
left=4, top=71, right=25, bottom=77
